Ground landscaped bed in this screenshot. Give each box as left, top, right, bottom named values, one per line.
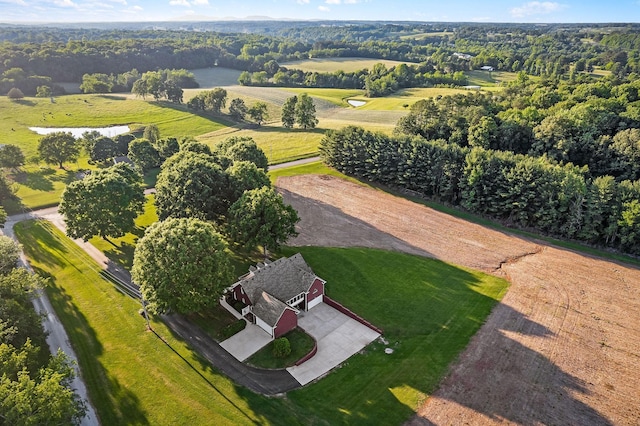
left=246, top=328, right=316, bottom=369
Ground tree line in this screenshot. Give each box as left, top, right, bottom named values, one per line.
left=320, top=126, right=640, bottom=255
left=1, top=22, right=637, bottom=96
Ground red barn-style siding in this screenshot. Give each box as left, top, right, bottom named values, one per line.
left=307, top=278, right=324, bottom=305
left=232, top=285, right=252, bottom=305
left=274, top=308, right=298, bottom=338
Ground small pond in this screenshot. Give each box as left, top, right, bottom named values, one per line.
left=347, top=99, right=366, bottom=107
left=29, top=125, right=130, bottom=139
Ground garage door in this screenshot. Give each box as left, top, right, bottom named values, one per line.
left=307, top=295, right=323, bottom=310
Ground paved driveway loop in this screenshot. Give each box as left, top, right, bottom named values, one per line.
left=220, top=323, right=273, bottom=362
left=287, top=303, right=380, bottom=386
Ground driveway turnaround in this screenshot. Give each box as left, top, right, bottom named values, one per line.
left=220, top=323, right=273, bottom=362
left=287, top=303, right=380, bottom=386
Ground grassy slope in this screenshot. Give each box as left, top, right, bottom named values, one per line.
left=284, top=247, right=509, bottom=424
left=280, top=57, right=418, bottom=73
left=15, top=220, right=307, bottom=426
left=14, top=205, right=509, bottom=425
left=1, top=94, right=228, bottom=211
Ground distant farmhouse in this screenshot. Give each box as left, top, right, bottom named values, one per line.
left=453, top=52, right=473, bottom=60
left=228, top=254, right=326, bottom=338
left=480, top=65, right=495, bottom=72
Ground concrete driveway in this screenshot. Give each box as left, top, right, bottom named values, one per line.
left=287, top=303, right=380, bottom=385
left=220, top=322, right=273, bottom=362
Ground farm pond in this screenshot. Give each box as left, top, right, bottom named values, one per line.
left=29, top=125, right=130, bottom=138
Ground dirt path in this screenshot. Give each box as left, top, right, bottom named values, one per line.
left=277, top=174, right=640, bottom=426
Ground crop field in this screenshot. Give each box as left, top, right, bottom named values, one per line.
left=399, top=31, right=454, bottom=40
left=280, top=57, right=418, bottom=73
left=279, top=174, right=640, bottom=426
left=465, top=70, right=520, bottom=87
left=190, top=67, right=243, bottom=88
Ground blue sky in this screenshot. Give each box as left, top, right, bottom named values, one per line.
left=0, top=0, right=638, bottom=23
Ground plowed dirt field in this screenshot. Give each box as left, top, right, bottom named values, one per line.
left=277, top=174, right=640, bottom=426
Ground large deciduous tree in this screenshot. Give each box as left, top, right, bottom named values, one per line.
left=59, top=163, right=145, bottom=242
left=0, top=236, right=21, bottom=274
left=154, top=151, right=230, bottom=222
left=228, top=98, right=248, bottom=120
left=294, top=93, right=318, bottom=129
left=227, top=187, right=299, bottom=258
left=128, top=138, right=160, bottom=172
left=0, top=144, right=25, bottom=169
left=131, top=217, right=234, bottom=314
left=37, top=132, right=79, bottom=169
left=281, top=95, right=297, bottom=128
left=247, top=102, right=269, bottom=126
left=213, top=136, right=269, bottom=170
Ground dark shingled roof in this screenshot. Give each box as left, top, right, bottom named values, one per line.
left=250, top=290, right=292, bottom=327
left=241, top=253, right=318, bottom=305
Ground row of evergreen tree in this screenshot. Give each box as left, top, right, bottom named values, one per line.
left=320, top=126, right=640, bottom=255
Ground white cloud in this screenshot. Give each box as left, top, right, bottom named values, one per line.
left=0, top=0, right=27, bottom=5
left=296, top=0, right=310, bottom=3
left=192, top=0, right=209, bottom=5
left=169, top=0, right=190, bottom=6
left=326, top=0, right=341, bottom=4
left=54, top=0, right=77, bottom=7
left=510, top=1, right=566, bottom=18
left=318, top=5, right=330, bottom=12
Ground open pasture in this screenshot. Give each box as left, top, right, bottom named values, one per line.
left=280, top=57, right=418, bottom=73
left=465, top=69, right=520, bottom=87
left=0, top=95, right=227, bottom=157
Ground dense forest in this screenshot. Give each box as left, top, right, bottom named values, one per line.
left=1, top=22, right=639, bottom=96
left=320, top=71, right=640, bottom=254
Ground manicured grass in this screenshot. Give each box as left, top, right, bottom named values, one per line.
left=0, top=94, right=228, bottom=158
left=465, top=70, right=520, bottom=87
left=198, top=124, right=326, bottom=164
left=280, top=57, right=418, bottom=73
left=355, top=87, right=473, bottom=111
left=89, top=195, right=158, bottom=269
left=247, top=328, right=316, bottom=369
left=280, top=246, right=509, bottom=424
left=189, top=309, right=246, bottom=341
left=269, top=160, right=365, bottom=186
left=15, top=219, right=309, bottom=426
left=283, top=88, right=364, bottom=107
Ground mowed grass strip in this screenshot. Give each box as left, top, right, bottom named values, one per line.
left=0, top=94, right=228, bottom=157
left=280, top=57, right=418, bottom=73
left=282, top=246, right=509, bottom=425
left=14, top=220, right=307, bottom=426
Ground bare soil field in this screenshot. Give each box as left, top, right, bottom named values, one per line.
left=277, top=174, right=640, bottom=426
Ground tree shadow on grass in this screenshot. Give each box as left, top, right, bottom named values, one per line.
left=17, top=221, right=149, bottom=424
left=36, top=269, right=149, bottom=425
left=13, top=169, right=55, bottom=192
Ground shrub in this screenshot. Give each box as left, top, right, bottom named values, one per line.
left=7, top=87, right=24, bottom=100
left=272, top=337, right=291, bottom=358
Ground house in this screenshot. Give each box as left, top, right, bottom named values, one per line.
left=228, top=253, right=326, bottom=338
left=480, top=65, right=494, bottom=72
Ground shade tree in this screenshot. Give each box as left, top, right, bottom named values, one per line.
left=37, top=132, right=79, bottom=169
left=227, top=187, right=299, bottom=258
left=59, top=163, right=145, bottom=242
left=154, top=151, right=230, bottom=223
left=131, top=217, right=234, bottom=314
left=0, top=144, right=25, bottom=169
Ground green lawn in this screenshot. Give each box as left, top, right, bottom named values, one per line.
left=198, top=124, right=326, bottom=164
left=280, top=57, right=418, bottom=73
left=15, top=213, right=510, bottom=425
left=283, top=88, right=365, bottom=107
left=15, top=219, right=316, bottom=426
left=247, top=328, right=316, bottom=369
left=465, top=70, right=519, bottom=87
left=0, top=94, right=228, bottom=158
left=281, top=246, right=509, bottom=424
